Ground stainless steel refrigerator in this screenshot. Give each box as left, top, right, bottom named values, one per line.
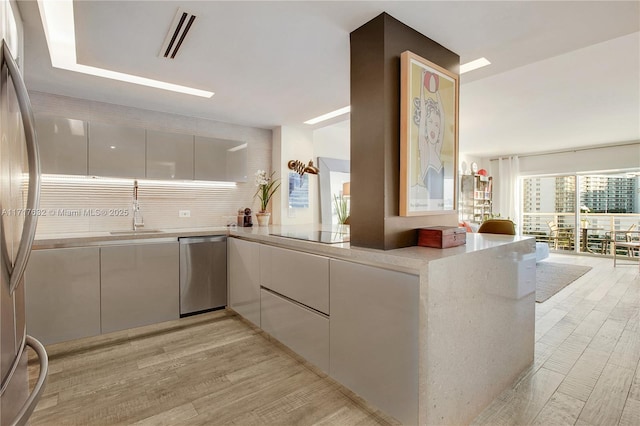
left=0, top=39, right=48, bottom=426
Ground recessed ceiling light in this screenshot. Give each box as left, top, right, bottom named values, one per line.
left=37, top=0, right=214, bottom=98
left=304, top=106, right=351, bottom=125
left=460, top=57, right=491, bottom=74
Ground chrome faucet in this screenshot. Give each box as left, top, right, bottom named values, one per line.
left=133, top=180, right=144, bottom=230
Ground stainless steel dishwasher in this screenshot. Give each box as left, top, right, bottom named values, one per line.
left=179, top=235, right=227, bottom=316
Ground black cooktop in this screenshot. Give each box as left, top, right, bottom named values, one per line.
left=270, top=230, right=350, bottom=244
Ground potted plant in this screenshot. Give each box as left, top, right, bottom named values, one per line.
left=254, top=170, right=280, bottom=226
left=333, top=194, right=349, bottom=225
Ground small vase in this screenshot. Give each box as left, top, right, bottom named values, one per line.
left=256, top=212, right=271, bottom=227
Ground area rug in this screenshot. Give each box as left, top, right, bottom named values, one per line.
left=536, top=261, right=592, bottom=303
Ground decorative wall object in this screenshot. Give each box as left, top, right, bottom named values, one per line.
left=287, top=159, right=319, bottom=176
left=399, top=50, right=458, bottom=216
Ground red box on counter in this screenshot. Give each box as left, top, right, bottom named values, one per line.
left=417, top=226, right=466, bottom=248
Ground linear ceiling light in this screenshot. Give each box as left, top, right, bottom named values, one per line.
left=37, top=0, right=213, bottom=98
left=304, top=106, right=351, bottom=125
left=460, top=57, right=491, bottom=74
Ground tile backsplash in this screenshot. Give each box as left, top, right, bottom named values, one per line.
left=34, top=177, right=264, bottom=235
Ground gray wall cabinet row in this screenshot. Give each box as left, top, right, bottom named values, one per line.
left=35, top=115, right=248, bottom=182
left=24, top=242, right=179, bottom=345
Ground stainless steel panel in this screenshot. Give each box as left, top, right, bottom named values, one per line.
left=1, top=40, right=41, bottom=295
left=9, top=335, right=48, bottom=426
left=0, top=270, right=17, bottom=387
left=179, top=236, right=227, bottom=315
left=1, top=38, right=45, bottom=426
left=0, top=345, right=27, bottom=426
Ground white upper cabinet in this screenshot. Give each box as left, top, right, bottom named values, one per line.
left=88, top=122, right=146, bottom=178
left=146, top=130, right=194, bottom=180
left=35, top=115, right=88, bottom=175
left=194, top=136, right=248, bottom=182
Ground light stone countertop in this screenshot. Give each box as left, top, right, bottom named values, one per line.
left=34, top=224, right=535, bottom=275
left=32, top=226, right=229, bottom=249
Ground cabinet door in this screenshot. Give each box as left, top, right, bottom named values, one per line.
left=228, top=238, right=260, bottom=326
left=101, top=242, right=179, bottom=333
left=194, top=136, right=247, bottom=182
left=35, top=115, right=88, bottom=175
left=146, top=130, right=194, bottom=180
left=259, top=245, right=329, bottom=314
left=329, top=259, right=420, bottom=426
left=24, top=247, right=101, bottom=345
left=261, top=289, right=329, bottom=373
left=88, top=122, right=146, bottom=178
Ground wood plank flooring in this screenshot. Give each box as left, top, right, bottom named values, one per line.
left=28, top=309, right=396, bottom=426
left=28, top=253, right=639, bottom=425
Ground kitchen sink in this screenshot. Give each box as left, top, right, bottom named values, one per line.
left=110, top=229, right=164, bottom=235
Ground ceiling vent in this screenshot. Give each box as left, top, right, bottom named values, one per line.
left=159, top=8, right=197, bottom=59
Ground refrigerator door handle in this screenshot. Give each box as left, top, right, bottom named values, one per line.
left=9, top=335, right=48, bottom=426
left=1, top=40, right=42, bottom=295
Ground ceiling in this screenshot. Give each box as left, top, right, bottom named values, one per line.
left=17, top=1, right=640, bottom=157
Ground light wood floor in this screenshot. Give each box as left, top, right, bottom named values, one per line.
left=28, top=253, right=639, bottom=425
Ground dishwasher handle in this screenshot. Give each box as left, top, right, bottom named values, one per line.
left=179, top=235, right=227, bottom=244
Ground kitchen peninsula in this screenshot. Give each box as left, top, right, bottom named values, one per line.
left=29, top=226, right=535, bottom=425
left=230, top=226, right=537, bottom=425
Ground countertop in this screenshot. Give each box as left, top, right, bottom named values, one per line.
left=34, top=224, right=535, bottom=275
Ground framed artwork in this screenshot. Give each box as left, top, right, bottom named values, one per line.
left=288, top=172, right=309, bottom=208
left=400, top=50, right=459, bottom=216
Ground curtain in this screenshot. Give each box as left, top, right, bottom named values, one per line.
left=498, top=156, right=520, bottom=231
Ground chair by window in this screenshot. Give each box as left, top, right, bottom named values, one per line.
left=601, top=224, right=636, bottom=255
left=547, top=220, right=573, bottom=250
left=612, top=229, right=640, bottom=271
left=478, top=219, right=516, bottom=235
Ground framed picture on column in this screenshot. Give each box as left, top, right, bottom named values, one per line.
left=399, top=50, right=459, bottom=216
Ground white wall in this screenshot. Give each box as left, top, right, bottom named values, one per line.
left=313, top=119, right=350, bottom=160
left=272, top=125, right=318, bottom=225
left=272, top=120, right=351, bottom=225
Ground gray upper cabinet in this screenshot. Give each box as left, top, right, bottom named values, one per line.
left=35, top=115, right=88, bottom=175
left=194, top=136, right=248, bottom=182
left=88, top=122, right=146, bottom=178
left=146, top=130, right=194, bottom=180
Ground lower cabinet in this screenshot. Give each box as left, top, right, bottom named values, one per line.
left=260, top=288, right=329, bottom=373
left=228, top=238, right=261, bottom=327
left=100, top=242, right=179, bottom=333
left=25, top=247, right=101, bottom=345
left=329, top=259, right=420, bottom=426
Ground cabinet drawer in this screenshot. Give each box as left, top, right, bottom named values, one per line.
left=260, top=245, right=329, bottom=314
left=260, top=289, right=329, bottom=373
